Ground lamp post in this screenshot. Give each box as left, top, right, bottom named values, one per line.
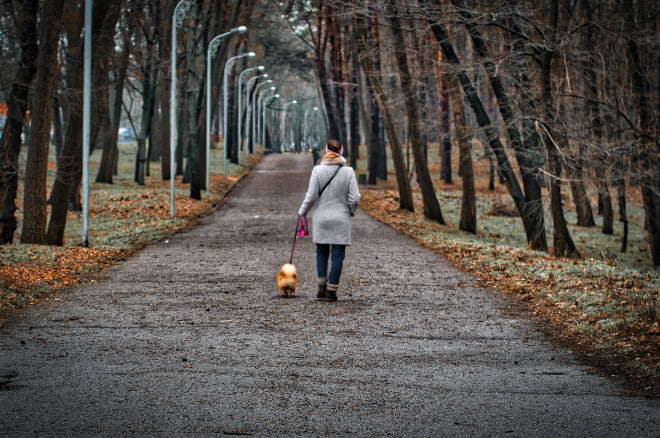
left=82, top=0, right=92, bottom=245
left=257, top=86, right=277, bottom=148
left=258, top=89, right=277, bottom=149
left=251, top=80, right=273, bottom=150
left=262, top=94, right=280, bottom=150
left=280, top=100, right=298, bottom=152
left=237, top=65, right=264, bottom=165
left=170, top=0, right=191, bottom=219
left=205, top=26, right=247, bottom=192
left=223, top=51, right=256, bottom=178
left=245, top=73, right=267, bottom=153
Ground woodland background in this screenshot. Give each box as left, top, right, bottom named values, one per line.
left=0, top=0, right=658, bottom=395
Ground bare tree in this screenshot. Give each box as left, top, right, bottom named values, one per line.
left=354, top=6, right=414, bottom=212
left=625, top=0, right=660, bottom=265
left=21, top=0, right=65, bottom=243
left=387, top=0, right=444, bottom=223
left=427, top=5, right=549, bottom=251
left=0, top=0, right=38, bottom=244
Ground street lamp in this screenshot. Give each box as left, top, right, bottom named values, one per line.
left=251, top=80, right=273, bottom=151
left=223, top=51, right=256, bottom=178
left=245, top=73, right=268, bottom=153
left=237, top=65, right=265, bottom=165
left=280, top=100, right=298, bottom=152
left=257, top=86, right=277, bottom=148
left=170, top=0, right=191, bottom=219
left=262, top=94, right=280, bottom=150
left=82, top=0, right=92, bottom=245
left=258, top=88, right=277, bottom=148
left=205, top=26, right=247, bottom=192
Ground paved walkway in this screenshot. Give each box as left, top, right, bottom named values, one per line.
left=1, top=154, right=658, bottom=437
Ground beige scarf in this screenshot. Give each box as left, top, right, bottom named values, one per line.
left=321, top=152, right=346, bottom=165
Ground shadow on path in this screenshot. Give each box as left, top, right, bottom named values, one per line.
left=1, top=154, right=658, bottom=437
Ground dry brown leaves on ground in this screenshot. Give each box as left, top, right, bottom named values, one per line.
left=360, top=188, right=659, bottom=398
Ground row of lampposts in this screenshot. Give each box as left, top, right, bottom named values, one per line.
left=237, top=65, right=265, bottom=165
left=169, top=1, right=279, bottom=218
left=80, top=0, right=312, bottom=245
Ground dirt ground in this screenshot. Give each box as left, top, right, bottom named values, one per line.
left=1, top=153, right=658, bottom=437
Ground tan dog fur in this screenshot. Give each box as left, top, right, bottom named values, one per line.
left=277, top=263, right=298, bottom=297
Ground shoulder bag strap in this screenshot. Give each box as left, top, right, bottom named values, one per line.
left=318, top=165, right=343, bottom=197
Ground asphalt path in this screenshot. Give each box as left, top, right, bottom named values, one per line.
left=1, top=153, right=659, bottom=437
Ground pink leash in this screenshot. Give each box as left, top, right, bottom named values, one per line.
left=289, top=215, right=308, bottom=264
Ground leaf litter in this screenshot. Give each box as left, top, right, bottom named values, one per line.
left=360, top=184, right=659, bottom=398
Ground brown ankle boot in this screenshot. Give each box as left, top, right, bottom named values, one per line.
left=317, top=280, right=327, bottom=299
left=325, top=284, right=338, bottom=302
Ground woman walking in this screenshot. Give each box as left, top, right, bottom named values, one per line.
left=298, top=139, right=361, bottom=301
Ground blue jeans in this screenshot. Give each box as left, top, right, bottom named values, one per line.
left=316, top=244, right=346, bottom=285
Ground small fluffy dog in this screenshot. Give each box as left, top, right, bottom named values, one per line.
left=277, top=263, right=298, bottom=297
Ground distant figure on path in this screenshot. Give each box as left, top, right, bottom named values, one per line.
left=311, top=143, right=320, bottom=166
left=298, top=139, right=361, bottom=301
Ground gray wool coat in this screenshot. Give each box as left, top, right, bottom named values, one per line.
left=298, top=159, right=361, bottom=245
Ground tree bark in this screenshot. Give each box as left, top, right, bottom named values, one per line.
left=96, top=0, right=127, bottom=184
left=387, top=0, right=444, bottom=223
left=538, top=0, right=578, bottom=257
left=21, top=0, right=65, bottom=243
left=448, top=73, right=476, bottom=233
left=429, top=16, right=547, bottom=248
left=456, top=1, right=547, bottom=250
left=135, top=33, right=157, bottom=186
left=97, top=30, right=130, bottom=183
left=355, top=10, right=414, bottom=212
left=0, top=0, right=39, bottom=244
left=569, top=166, right=596, bottom=227
left=314, top=3, right=342, bottom=142
left=349, top=34, right=360, bottom=169
left=46, top=1, right=98, bottom=245
left=52, top=95, right=64, bottom=167
left=625, top=0, right=660, bottom=265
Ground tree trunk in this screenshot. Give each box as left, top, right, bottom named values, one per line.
left=159, top=5, right=172, bottom=181
left=367, top=18, right=387, bottom=182
left=457, top=1, right=547, bottom=250
left=46, top=2, right=99, bottom=244
left=438, top=70, right=452, bottom=184
left=387, top=0, right=444, bottom=223
left=615, top=174, right=628, bottom=253
left=445, top=73, right=477, bottom=233
left=0, top=0, right=38, bottom=244
left=625, top=0, right=660, bottom=265
left=96, top=1, right=127, bottom=184
left=97, top=36, right=130, bottom=183
left=349, top=35, right=360, bottom=169
left=328, top=13, right=347, bottom=147
left=538, top=0, right=578, bottom=257
left=135, top=37, right=157, bottom=186
left=448, top=73, right=476, bottom=233
left=540, top=87, right=580, bottom=256
left=355, top=11, right=414, bottom=212
left=367, top=92, right=380, bottom=184
left=314, top=3, right=341, bottom=143
left=569, top=171, right=596, bottom=227
left=598, top=180, right=614, bottom=235
left=226, top=59, right=239, bottom=165
left=429, top=17, right=547, bottom=249
left=52, top=95, right=64, bottom=166
left=21, top=0, right=65, bottom=244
